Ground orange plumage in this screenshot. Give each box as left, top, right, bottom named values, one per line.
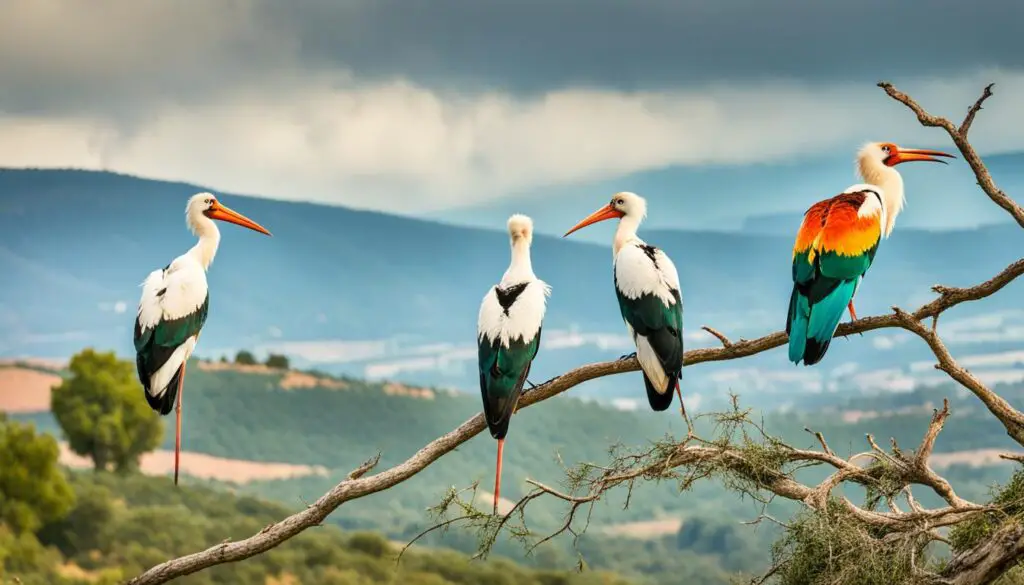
left=793, top=192, right=881, bottom=261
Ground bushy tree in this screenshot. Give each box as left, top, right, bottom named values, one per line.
left=235, top=350, right=257, bottom=365
left=0, top=414, right=75, bottom=534
left=50, top=349, right=162, bottom=472
left=265, top=353, right=290, bottom=370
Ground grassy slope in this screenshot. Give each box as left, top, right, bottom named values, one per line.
left=11, top=363, right=1023, bottom=583
left=10, top=470, right=635, bottom=585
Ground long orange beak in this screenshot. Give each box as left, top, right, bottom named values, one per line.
left=563, top=204, right=625, bottom=237
left=888, top=147, right=955, bottom=166
left=208, top=202, right=272, bottom=236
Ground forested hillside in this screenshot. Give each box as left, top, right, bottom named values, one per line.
left=7, top=357, right=1023, bottom=583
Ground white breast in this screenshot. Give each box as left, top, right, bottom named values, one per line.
left=477, top=279, right=550, bottom=347
left=137, top=254, right=209, bottom=330
left=614, top=243, right=681, bottom=306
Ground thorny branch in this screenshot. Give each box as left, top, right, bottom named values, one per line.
left=125, top=83, right=1022, bottom=585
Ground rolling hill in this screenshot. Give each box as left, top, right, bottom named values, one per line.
left=1, top=168, right=1021, bottom=410
left=6, top=359, right=1021, bottom=583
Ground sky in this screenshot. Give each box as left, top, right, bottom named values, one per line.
left=1, top=0, right=1022, bottom=226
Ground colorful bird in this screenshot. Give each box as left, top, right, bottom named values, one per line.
left=787, top=143, right=953, bottom=366
left=134, top=192, right=271, bottom=484
left=563, top=192, right=684, bottom=413
left=477, top=214, right=549, bottom=513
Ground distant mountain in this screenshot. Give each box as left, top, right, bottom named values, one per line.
left=428, top=152, right=1024, bottom=240
left=1, top=168, right=1021, bottom=408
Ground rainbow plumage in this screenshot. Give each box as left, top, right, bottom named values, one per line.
left=787, top=187, right=883, bottom=365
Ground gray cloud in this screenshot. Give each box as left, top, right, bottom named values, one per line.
left=0, top=0, right=1021, bottom=224
left=1, top=0, right=1022, bottom=119
left=269, top=0, right=1024, bottom=92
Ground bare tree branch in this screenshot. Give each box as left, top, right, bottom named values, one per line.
left=125, top=82, right=1024, bottom=585
left=878, top=81, right=1024, bottom=228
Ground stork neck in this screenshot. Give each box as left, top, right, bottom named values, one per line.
left=858, top=159, right=905, bottom=237
left=502, top=238, right=534, bottom=284
left=189, top=218, right=221, bottom=269
left=613, top=215, right=642, bottom=254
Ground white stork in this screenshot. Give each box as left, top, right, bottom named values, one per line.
left=563, top=192, right=684, bottom=413
left=477, top=214, right=549, bottom=513
left=134, top=192, right=271, bottom=485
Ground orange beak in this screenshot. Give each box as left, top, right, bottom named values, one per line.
left=207, top=202, right=272, bottom=236
left=887, top=147, right=955, bottom=166
left=563, top=204, right=625, bottom=237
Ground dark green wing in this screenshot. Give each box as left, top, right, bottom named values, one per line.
left=478, top=328, right=541, bottom=440
left=134, top=293, right=209, bottom=414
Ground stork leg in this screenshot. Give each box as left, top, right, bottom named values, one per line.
left=618, top=351, right=637, bottom=362
left=174, top=362, right=187, bottom=486
left=847, top=300, right=864, bottom=337
left=675, top=381, right=694, bottom=437
left=493, top=438, right=505, bottom=515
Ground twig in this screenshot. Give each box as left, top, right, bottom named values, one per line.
left=701, top=325, right=733, bottom=348
left=960, top=83, right=995, bottom=135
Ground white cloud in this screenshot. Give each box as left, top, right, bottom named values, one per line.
left=2, top=64, right=1023, bottom=214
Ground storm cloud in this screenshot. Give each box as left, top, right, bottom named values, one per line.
left=0, top=0, right=1021, bottom=217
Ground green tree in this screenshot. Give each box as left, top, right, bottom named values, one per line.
left=265, top=353, right=290, bottom=370
left=235, top=350, right=257, bottom=365
left=0, top=414, right=75, bottom=534
left=50, top=349, right=162, bottom=472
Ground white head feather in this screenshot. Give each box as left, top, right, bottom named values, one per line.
left=611, top=192, right=647, bottom=220
left=507, top=213, right=533, bottom=246
left=855, top=143, right=904, bottom=237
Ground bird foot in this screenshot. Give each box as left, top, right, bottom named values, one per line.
left=526, top=379, right=537, bottom=390
left=618, top=352, right=637, bottom=362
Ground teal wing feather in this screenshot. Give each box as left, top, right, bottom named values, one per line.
left=788, top=246, right=878, bottom=365
left=478, top=328, right=541, bottom=440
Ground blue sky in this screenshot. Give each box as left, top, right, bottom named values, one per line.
left=0, top=0, right=1021, bottom=229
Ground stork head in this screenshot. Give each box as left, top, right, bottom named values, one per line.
left=507, top=214, right=534, bottom=246
left=563, top=192, right=646, bottom=237
left=860, top=142, right=955, bottom=168
left=186, top=192, right=272, bottom=236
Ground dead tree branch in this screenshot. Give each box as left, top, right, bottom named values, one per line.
left=125, top=82, right=1022, bottom=585
left=879, top=81, right=1024, bottom=228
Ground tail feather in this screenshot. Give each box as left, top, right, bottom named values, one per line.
left=787, top=288, right=810, bottom=363
left=642, top=372, right=675, bottom=411
left=788, top=280, right=857, bottom=366
left=141, top=360, right=183, bottom=416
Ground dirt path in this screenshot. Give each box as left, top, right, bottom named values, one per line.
left=0, top=367, right=62, bottom=412
left=58, top=443, right=329, bottom=483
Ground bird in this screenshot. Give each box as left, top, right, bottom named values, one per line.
left=563, top=192, right=684, bottom=414
left=134, top=192, right=271, bottom=485
left=477, top=214, right=550, bottom=514
left=787, top=143, right=954, bottom=366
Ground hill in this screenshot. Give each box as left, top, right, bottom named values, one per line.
left=4, top=463, right=635, bottom=585
left=1, top=168, right=1022, bottom=410
left=6, top=359, right=1024, bottom=582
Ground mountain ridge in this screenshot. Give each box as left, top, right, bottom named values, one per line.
left=2, top=167, right=1021, bottom=408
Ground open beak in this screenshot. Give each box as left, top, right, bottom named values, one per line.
left=563, top=204, right=625, bottom=237
left=888, top=148, right=956, bottom=166
left=208, top=202, right=272, bottom=236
